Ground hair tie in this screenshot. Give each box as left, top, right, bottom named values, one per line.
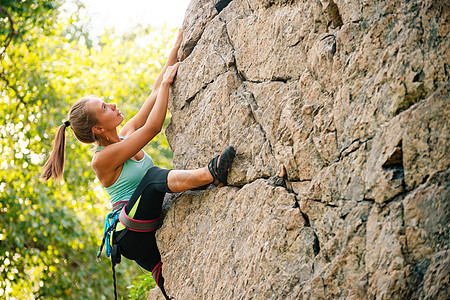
left=64, top=120, right=71, bottom=127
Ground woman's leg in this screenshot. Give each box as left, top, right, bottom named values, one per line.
left=167, top=167, right=213, bottom=193
left=133, top=235, right=171, bottom=300
left=122, top=166, right=213, bottom=220
left=167, top=146, right=236, bottom=192
left=117, top=231, right=171, bottom=300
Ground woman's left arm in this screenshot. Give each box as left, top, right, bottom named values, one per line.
left=120, top=29, right=183, bottom=137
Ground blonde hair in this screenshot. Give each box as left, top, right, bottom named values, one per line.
left=40, top=96, right=100, bottom=181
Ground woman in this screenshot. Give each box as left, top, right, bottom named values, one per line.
left=41, top=29, right=236, bottom=300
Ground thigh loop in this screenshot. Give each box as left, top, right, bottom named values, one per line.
left=117, top=203, right=162, bottom=232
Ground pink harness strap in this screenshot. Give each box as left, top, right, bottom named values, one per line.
left=118, top=206, right=162, bottom=232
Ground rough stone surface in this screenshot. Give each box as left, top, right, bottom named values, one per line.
left=150, top=0, right=449, bottom=299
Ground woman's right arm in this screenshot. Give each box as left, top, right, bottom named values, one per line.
left=119, top=29, right=183, bottom=136
left=94, top=63, right=181, bottom=172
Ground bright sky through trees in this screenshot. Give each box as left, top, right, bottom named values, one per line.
left=80, top=0, right=191, bottom=35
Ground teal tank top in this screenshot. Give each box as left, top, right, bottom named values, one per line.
left=96, top=141, right=154, bottom=206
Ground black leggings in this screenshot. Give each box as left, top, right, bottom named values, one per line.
left=113, top=166, right=172, bottom=298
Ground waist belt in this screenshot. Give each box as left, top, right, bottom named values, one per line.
left=118, top=206, right=162, bottom=232
left=112, top=200, right=162, bottom=232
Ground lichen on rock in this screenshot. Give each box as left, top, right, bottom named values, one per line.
left=150, top=0, right=449, bottom=299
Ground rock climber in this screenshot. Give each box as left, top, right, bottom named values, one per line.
left=41, top=28, right=236, bottom=300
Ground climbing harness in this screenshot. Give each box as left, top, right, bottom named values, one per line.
left=97, top=198, right=163, bottom=300
left=118, top=205, right=162, bottom=232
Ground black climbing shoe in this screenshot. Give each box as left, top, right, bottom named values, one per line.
left=208, top=146, right=236, bottom=186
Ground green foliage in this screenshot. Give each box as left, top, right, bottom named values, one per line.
left=0, top=0, right=62, bottom=39
left=127, top=274, right=157, bottom=300
left=0, top=1, right=175, bottom=299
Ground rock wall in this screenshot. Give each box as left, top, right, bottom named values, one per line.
left=150, top=0, right=449, bottom=299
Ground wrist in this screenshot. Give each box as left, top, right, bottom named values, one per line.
left=161, top=81, right=171, bottom=87
left=171, top=44, right=181, bottom=54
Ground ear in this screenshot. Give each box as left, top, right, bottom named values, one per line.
left=92, top=125, right=104, bottom=135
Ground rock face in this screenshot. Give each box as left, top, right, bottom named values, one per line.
left=151, top=0, right=449, bottom=299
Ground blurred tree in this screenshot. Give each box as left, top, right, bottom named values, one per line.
left=0, top=1, right=175, bottom=298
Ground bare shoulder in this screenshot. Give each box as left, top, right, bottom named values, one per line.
left=92, top=149, right=121, bottom=187
left=91, top=149, right=114, bottom=175
left=91, top=151, right=104, bottom=177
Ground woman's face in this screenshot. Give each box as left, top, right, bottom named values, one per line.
left=87, top=98, right=124, bottom=129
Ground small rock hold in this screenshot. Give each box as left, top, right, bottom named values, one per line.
left=283, top=207, right=305, bottom=230
left=268, top=176, right=286, bottom=187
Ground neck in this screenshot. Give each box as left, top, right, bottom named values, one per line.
left=98, top=130, right=120, bottom=146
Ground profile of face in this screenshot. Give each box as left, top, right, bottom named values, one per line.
left=87, top=98, right=124, bottom=135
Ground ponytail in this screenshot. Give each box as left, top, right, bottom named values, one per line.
left=40, top=96, right=99, bottom=181
left=40, top=122, right=69, bottom=182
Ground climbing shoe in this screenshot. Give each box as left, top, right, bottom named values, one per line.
left=208, top=146, right=236, bottom=186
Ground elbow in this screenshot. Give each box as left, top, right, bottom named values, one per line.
left=145, top=123, right=162, bottom=136
left=154, top=125, right=163, bottom=134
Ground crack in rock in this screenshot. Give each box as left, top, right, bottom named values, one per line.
left=215, top=0, right=234, bottom=13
